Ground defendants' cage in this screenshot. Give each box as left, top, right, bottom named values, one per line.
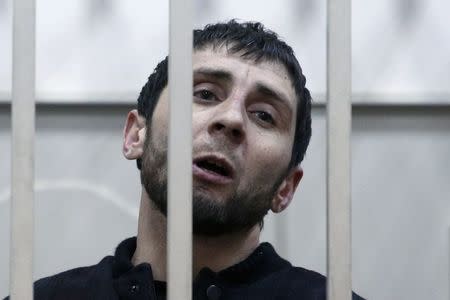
left=9, top=0, right=351, bottom=299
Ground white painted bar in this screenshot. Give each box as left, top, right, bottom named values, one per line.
left=326, top=0, right=352, bottom=299
left=10, top=0, right=36, bottom=299
left=167, top=0, right=193, bottom=299
left=3, top=92, right=450, bottom=106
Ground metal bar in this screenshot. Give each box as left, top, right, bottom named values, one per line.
left=10, top=0, right=36, bottom=299
left=167, top=0, right=193, bottom=299
left=326, top=0, right=352, bottom=299
left=2, top=92, right=449, bottom=106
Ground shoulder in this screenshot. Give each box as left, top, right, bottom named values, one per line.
left=249, top=243, right=365, bottom=299
left=266, top=265, right=325, bottom=298
left=271, top=266, right=365, bottom=300
left=33, top=256, right=115, bottom=300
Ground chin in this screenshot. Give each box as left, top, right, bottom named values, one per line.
left=193, top=183, right=231, bottom=203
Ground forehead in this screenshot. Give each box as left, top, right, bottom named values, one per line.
left=193, top=47, right=297, bottom=105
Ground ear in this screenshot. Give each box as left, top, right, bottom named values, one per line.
left=271, top=166, right=303, bottom=213
left=122, top=109, right=147, bottom=160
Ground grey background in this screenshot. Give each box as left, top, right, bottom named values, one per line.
left=1, top=0, right=450, bottom=299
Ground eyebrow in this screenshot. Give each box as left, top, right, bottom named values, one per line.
left=193, top=67, right=233, bottom=82
left=255, top=82, right=293, bottom=111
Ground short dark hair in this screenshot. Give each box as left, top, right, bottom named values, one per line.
left=137, top=20, right=311, bottom=170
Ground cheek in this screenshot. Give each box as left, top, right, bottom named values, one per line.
left=151, top=91, right=169, bottom=136
left=245, top=140, right=291, bottom=180
left=192, top=110, right=211, bottom=138
left=149, top=119, right=168, bottom=152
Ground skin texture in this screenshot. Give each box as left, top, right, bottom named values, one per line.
left=122, top=47, right=303, bottom=280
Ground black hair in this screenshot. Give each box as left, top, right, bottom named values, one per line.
left=137, top=20, right=312, bottom=170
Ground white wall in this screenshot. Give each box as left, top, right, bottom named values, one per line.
left=350, top=107, right=450, bottom=299
left=1, top=106, right=449, bottom=299
left=1, top=0, right=449, bottom=299
left=1, top=0, right=449, bottom=101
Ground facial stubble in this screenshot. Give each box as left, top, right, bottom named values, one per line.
left=140, top=128, right=287, bottom=236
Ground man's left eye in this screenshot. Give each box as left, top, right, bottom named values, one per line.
left=194, top=89, right=217, bottom=101
left=254, top=111, right=275, bottom=125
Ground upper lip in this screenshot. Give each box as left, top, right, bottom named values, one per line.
left=193, top=154, right=235, bottom=178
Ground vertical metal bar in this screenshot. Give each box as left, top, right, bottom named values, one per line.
left=10, top=0, right=36, bottom=299
left=167, top=0, right=193, bottom=299
left=326, top=0, right=352, bottom=299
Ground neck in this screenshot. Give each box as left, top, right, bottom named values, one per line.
left=132, top=189, right=261, bottom=281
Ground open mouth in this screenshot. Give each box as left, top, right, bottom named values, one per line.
left=193, top=155, right=234, bottom=183
left=196, top=159, right=230, bottom=177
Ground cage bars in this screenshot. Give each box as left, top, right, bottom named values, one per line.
left=10, top=0, right=36, bottom=299
left=326, top=0, right=352, bottom=299
left=8, top=1, right=353, bottom=299
left=167, top=0, right=193, bottom=300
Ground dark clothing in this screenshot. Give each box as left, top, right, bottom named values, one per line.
left=4, top=237, right=365, bottom=299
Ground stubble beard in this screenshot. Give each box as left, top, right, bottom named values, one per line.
left=140, top=131, right=287, bottom=236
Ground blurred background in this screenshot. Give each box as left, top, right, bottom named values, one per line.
left=0, top=0, right=449, bottom=299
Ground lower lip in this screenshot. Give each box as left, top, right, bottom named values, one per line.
left=192, top=163, right=232, bottom=184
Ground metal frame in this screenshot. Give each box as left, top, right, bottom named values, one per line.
left=167, top=0, right=193, bottom=299
left=8, top=0, right=357, bottom=299
left=326, top=0, right=352, bottom=299
left=2, top=92, right=449, bottom=106
left=10, top=0, right=36, bottom=299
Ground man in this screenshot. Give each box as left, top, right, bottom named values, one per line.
left=6, top=21, right=364, bottom=299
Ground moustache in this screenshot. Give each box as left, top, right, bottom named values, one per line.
left=193, top=140, right=238, bottom=164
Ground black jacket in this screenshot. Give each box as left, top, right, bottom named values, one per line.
left=4, top=237, right=365, bottom=299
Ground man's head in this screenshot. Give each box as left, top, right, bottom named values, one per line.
left=123, top=20, right=312, bottom=236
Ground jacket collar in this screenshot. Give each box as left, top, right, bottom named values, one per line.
left=112, top=237, right=291, bottom=284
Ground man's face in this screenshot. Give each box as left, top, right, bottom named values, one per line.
left=141, top=47, right=298, bottom=235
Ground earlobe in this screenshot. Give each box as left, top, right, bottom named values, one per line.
left=122, top=109, right=147, bottom=160
left=271, top=166, right=303, bottom=213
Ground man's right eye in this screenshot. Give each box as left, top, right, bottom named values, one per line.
left=194, top=89, right=217, bottom=101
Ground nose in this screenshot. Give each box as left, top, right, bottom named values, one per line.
left=207, top=100, right=246, bottom=144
